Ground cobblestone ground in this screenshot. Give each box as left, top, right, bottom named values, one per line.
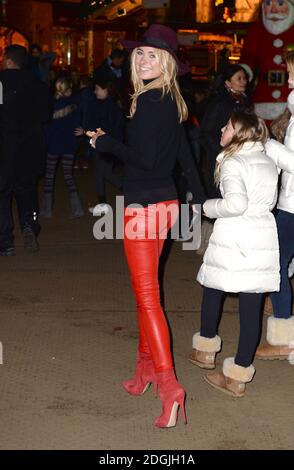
left=0, top=170, right=293, bottom=450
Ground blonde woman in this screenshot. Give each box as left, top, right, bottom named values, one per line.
left=256, top=52, right=294, bottom=361
left=89, top=24, right=206, bottom=428
left=189, top=110, right=279, bottom=397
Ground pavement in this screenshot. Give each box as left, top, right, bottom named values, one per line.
left=0, top=168, right=293, bottom=450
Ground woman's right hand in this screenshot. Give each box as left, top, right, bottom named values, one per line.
left=86, top=128, right=106, bottom=148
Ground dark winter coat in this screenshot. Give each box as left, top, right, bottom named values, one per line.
left=0, top=69, right=49, bottom=180
left=46, top=95, right=81, bottom=155
left=200, top=87, right=250, bottom=164
left=74, top=86, right=97, bottom=130
left=93, top=58, right=128, bottom=96
left=200, top=87, right=250, bottom=196
left=86, top=96, right=124, bottom=142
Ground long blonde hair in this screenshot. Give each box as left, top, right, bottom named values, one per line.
left=271, top=108, right=291, bottom=142
left=287, top=51, right=294, bottom=78
left=214, top=110, right=268, bottom=185
left=129, top=47, right=188, bottom=122
left=271, top=52, right=294, bottom=142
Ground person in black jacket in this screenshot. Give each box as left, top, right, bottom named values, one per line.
left=89, top=24, right=206, bottom=429
left=75, top=76, right=124, bottom=216
left=93, top=49, right=129, bottom=112
left=200, top=64, right=250, bottom=197
left=28, top=43, right=56, bottom=86
left=0, top=45, right=48, bottom=255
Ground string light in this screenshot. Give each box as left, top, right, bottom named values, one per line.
left=82, top=0, right=139, bottom=19
left=82, top=0, right=114, bottom=17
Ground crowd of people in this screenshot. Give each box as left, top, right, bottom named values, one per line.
left=0, top=22, right=294, bottom=429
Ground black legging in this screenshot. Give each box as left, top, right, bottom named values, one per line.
left=200, top=287, right=264, bottom=367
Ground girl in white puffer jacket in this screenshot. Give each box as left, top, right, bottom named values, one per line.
left=256, top=52, right=294, bottom=363
left=189, top=109, right=280, bottom=397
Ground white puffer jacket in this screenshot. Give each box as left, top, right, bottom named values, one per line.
left=266, top=114, right=294, bottom=214
left=197, top=141, right=280, bottom=293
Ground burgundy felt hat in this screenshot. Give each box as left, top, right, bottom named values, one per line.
left=121, top=24, right=190, bottom=76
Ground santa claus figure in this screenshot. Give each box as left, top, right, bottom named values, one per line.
left=241, top=0, right=294, bottom=120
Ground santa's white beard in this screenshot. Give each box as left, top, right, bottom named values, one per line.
left=262, top=7, right=294, bottom=34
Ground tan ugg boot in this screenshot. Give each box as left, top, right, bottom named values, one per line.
left=189, top=333, right=221, bottom=369
left=256, top=316, right=294, bottom=360
left=288, top=341, right=294, bottom=365
left=263, top=296, right=273, bottom=316
left=204, top=357, right=255, bottom=398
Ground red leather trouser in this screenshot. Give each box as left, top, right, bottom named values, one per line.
left=123, top=200, right=179, bottom=373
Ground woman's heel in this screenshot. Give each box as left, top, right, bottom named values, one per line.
left=179, top=395, right=187, bottom=424
left=123, top=352, right=155, bottom=396
left=154, top=369, right=187, bottom=428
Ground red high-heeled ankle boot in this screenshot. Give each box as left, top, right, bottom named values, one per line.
left=154, top=369, right=187, bottom=428
left=123, top=352, right=156, bottom=396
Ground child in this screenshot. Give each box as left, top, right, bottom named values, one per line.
left=75, top=78, right=124, bottom=216
left=41, top=77, right=84, bottom=218
left=189, top=109, right=280, bottom=397
left=256, top=52, right=294, bottom=363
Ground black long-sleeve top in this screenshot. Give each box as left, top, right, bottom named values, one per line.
left=94, top=86, right=206, bottom=207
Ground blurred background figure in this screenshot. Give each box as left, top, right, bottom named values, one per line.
left=28, top=43, right=56, bottom=86
left=75, top=76, right=124, bottom=216
left=0, top=44, right=48, bottom=255
left=93, top=48, right=129, bottom=112
left=74, top=75, right=96, bottom=170
left=200, top=64, right=250, bottom=197
left=41, top=77, right=84, bottom=219
left=194, top=85, right=209, bottom=125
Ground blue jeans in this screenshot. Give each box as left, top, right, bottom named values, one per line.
left=270, top=210, right=294, bottom=318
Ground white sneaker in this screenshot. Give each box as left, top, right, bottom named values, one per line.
left=89, top=203, right=110, bottom=216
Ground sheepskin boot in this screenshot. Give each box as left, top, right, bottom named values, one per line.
left=204, top=357, right=255, bottom=398
left=256, top=316, right=294, bottom=362
left=189, top=332, right=221, bottom=369
left=263, top=296, right=273, bottom=316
